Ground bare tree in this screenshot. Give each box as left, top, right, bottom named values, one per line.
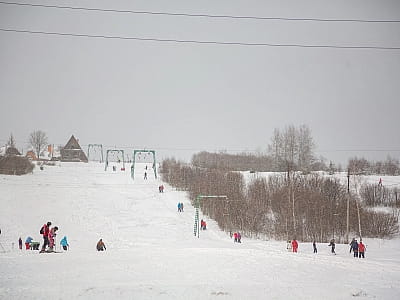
left=29, top=130, right=48, bottom=159
left=6, top=133, right=16, bottom=148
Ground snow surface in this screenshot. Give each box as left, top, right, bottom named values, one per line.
left=1, top=162, right=400, bottom=299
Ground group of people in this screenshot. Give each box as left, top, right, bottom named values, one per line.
left=40, top=221, right=60, bottom=253
left=289, top=238, right=366, bottom=258
left=177, top=202, right=184, bottom=212
left=233, top=232, right=242, bottom=243
left=350, top=238, right=366, bottom=258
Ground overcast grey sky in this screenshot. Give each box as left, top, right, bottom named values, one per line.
left=1, top=0, right=399, bottom=164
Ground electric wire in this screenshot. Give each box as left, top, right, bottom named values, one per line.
left=1, top=28, right=399, bottom=50
left=0, top=1, right=399, bottom=23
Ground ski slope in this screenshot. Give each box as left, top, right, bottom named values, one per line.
left=1, top=162, right=400, bottom=299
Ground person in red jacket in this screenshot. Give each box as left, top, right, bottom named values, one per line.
left=40, top=221, right=51, bottom=252
left=291, top=239, right=298, bottom=253
left=358, top=240, right=366, bottom=258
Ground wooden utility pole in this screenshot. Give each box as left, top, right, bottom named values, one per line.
left=346, top=168, right=350, bottom=244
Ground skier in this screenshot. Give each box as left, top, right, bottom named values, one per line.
left=313, top=241, right=317, bottom=253
left=286, top=240, right=292, bottom=252
left=358, top=240, right=366, bottom=258
left=328, top=239, right=336, bottom=254
left=25, top=236, right=33, bottom=250
left=48, top=226, right=58, bottom=252
left=40, top=221, right=52, bottom=252
left=60, top=236, right=69, bottom=251
left=233, top=232, right=238, bottom=242
left=177, top=203, right=181, bottom=212
left=291, top=239, right=298, bottom=253
left=144, top=172, right=147, bottom=180
left=18, top=237, right=22, bottom=250
left=97, top=239, right=106, bottom=251
left=180, top=202, right=184, bottom=212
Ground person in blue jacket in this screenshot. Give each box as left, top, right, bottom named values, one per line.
left=60, top=236, right=69, bottom=251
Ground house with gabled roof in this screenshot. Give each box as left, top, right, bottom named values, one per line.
left=60, top=135, right=88, bottom=162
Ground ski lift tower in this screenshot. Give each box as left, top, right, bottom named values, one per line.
left=87, top=144, right=104, bottom=162
left=193, top=195, right=227, bottom=238
left=131, top=149, right=157, bottom=180
left=104, top=149, right=125, bottom=171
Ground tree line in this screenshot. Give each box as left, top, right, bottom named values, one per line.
left=161, top=158, right=399, bottom=242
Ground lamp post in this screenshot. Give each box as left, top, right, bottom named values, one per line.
left=194, top=195, right=228, bottom=238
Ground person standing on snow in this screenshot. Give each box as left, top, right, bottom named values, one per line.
left=349, top=238, right=356, bottom=253
left=97, top=239, right=106, bottom=251
left=291, top=239, right=298, bottom=253
left=40, top=221, right=52, bottom=252
left=328, top=239, right=336, bottom=254
left=25, top=236, right=33, bottom=250
left=18, top=237, right=22, bottom=250
left=233, top=232, right=238, bottom=242
left=358, top=240, right=366, bottom=258
left=48, top=226, right=58, bottom=252
left=352, top=239, right=359, bottom=258
left=313, top=241, right=317, bottom=253
left=60, top=236, right=69, bottom=251
left=237, top=232, right=242, bottom=243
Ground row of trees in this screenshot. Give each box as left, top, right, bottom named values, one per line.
left=360, top=184, right=400, bottom=207
left=192, top=125, right=326, bottom=172
left=348, top=156, right=400, bottom=176
left=4, top=130, right=48, bottom=159
left=161, top=158, right=399, bottom=242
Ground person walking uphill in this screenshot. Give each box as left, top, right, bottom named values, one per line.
left=40, top=221, right=52, bottom=253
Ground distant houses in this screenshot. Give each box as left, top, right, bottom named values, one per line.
left=60, top=135, right=88, bottom=163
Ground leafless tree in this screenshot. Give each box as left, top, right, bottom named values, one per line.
left=28, top=130, right=48, bottom=159
left=6, top=133, right=16, bottom=148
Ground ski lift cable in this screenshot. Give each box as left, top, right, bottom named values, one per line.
left=0, top=1, right=399, bottom=23
left=0, top=28, right=399, bottom=51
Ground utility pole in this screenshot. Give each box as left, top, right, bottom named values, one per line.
left=346, top=168, right=350, bottom=244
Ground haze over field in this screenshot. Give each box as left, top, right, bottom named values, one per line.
left=1, top=0, right=400, bottom=163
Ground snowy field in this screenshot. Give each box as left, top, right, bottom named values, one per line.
left=1, top=162, right=400, bottom=300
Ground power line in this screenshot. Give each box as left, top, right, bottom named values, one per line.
left=1, top=1, right=400, bottom=23
left=1, top=28, right=399, bottom=50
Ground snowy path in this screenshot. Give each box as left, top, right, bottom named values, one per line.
left=1, top=162, right=400, bottom=299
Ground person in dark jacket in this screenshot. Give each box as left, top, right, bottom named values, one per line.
left=18, top=237, right=22, bottom=250
left=40, top=221, right=52, bottom=252
left=352, top=239, right=359, bottom=257
left=313, top=241, right=317, bottom=253
left=97, top=239, right=106, bottom=251
left=328, top=239, right=336, bottom=254
left=349, top=238, right=356, bottom=253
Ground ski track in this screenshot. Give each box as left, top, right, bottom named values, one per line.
left=0, top=162, right=400, bottom=299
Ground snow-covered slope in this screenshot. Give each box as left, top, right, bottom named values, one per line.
left=1, top=163, right=399, bottom=299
